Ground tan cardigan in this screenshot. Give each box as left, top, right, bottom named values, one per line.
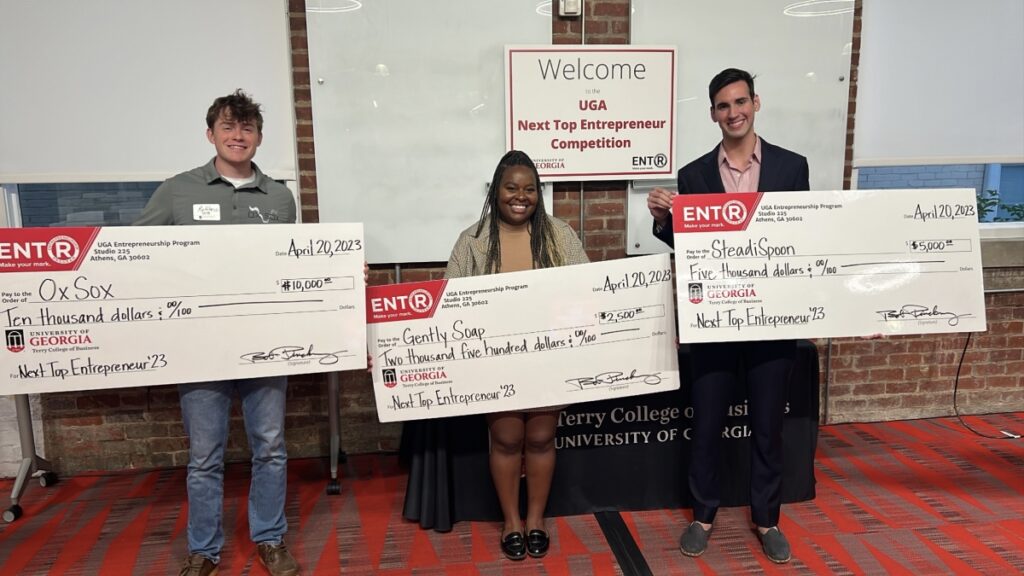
left=444, top=215, right=588, bottom=279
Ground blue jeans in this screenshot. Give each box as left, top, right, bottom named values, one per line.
left=179, top=376, right=288, bottom=562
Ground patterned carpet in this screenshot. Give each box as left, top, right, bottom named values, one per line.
left=622, top=414, right=1024, bottom=575
left=1, top=413, right=1022, bottom=575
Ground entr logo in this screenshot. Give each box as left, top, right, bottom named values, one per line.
left=47, top=235, right=80, bottom=264
left=407, top=289, right=433, bottom=313
left=382, top=368, right=397, bottom=388
left=5, top=329, right=24, bottom=353
left=681, top=201, right=747, bottom=225
left=632, top=153, right=668, bottom=169
left=688, top=283, right=703, bottom=304
left=0, top=236, right=79, bottom=264
left=370, top=289, right=433, bottom=314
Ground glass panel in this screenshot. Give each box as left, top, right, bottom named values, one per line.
left=858, top=164, right=1023, bottom=223
left=995, top=164, right=1024, bottom=222
left=17, top=182, right=159, bottom=227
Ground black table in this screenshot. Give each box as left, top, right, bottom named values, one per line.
left=401, top=341, right=819, bottom=532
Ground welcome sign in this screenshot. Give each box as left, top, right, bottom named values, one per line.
left=505, top=45, right=677, bottom=181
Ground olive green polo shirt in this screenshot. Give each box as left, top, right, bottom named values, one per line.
left=134, top=159, right=296, bottom=226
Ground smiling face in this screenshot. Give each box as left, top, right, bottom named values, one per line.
left=206, top=110, right=262, bottom=177
left=710, top=79, right=760, bottom=143
left=495, top=165, right=538, bottom=226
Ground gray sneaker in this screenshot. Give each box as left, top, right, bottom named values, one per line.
left=678, top=521, right=712, bottom=557
left=178, top=554, right=218, bottom=576
left=758, top=527, right=792, bottom=564
left=257, top=541, right=300, bottom=576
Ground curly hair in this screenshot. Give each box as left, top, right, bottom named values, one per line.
left=206, top=89, right=264, bottom=132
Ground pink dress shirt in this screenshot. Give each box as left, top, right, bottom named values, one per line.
left=718, top=136, right=762, bottom=193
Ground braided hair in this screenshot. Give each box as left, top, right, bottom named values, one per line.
left=473, top=150, right=563, bottom=274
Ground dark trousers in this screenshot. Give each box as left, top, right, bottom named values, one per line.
left=688, top=339, right=796, bottom=528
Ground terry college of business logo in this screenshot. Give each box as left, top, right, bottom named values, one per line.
left=688, top=283, right=703, bottom=304
left=382, top=368, right=398, bottom=388
left=6, top=329, right=25, bottom=353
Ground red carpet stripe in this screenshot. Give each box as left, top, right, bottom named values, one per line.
left=45, top=505, right=112, bottom=574
left=0, top=507, right=71, bottom=575
left=553, top=515, right=592, bottom=557
left=861, top=539, right=918, bottom=575
left=313, top=526, right=340, bottom=574
left=872, top=416, right=1015, bottom=506
left=822, top=426, right=948, bottom=526
left=798, top=537, right=852, bottom=575
left=100, top=504, right=151, bottom=574
left=950, top=520, right=1024, bottom=569
left=805, top=455, right=875, bottom=532
left=808, top=533, right=867, bottom=575
left=912, top=527, right=988, bottom=575
left=469, top=521, right=498, bottom=564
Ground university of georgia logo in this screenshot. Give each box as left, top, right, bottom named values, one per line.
left=688, top=282, right=703, bottom=304
left=382, top=368, right=398, bottom=388
left=5, top=329, right=25, bottom=353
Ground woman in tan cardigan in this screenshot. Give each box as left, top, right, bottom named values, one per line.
left=445, top=150, right=587, bottom=561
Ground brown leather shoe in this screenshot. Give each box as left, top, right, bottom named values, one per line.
left=257, top=541, right=300, bottom=576
left=178, top=554, right=219, bottom=576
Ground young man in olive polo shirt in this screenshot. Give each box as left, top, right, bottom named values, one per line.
left=135, top=90, right=300, bottom=576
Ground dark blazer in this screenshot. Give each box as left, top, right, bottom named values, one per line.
left=653, top=137, right=809, bottom=247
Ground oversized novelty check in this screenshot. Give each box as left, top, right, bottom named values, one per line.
left=673, top=188, right=987, bottom=343
left=0, top=224, right=366, bottom=394
left=366, top=254, right=679, bottom=422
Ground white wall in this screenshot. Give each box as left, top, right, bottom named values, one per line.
left=627, top=0, right=854, bottom=254
left=306, top=0, right=550, bottom=263
left=0, top=0, right=297, bottom=183
left=855, top=0, right=1024, bottom=166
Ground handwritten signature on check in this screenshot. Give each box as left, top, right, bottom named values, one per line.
left=565, top=369, right=663, bottom=390
left=240, top=345, right=342, bottom=365
left=875, top=304, right=972, bottom=327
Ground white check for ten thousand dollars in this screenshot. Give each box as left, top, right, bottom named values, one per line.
left=366, top=254, right=680, bottom=422
left=0, top=223, right=367, bottom=395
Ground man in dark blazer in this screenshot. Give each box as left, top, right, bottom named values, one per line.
left=648, top=68, right=808, bottom=564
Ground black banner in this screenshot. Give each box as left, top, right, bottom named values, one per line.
left=405, top=341, right=819, bottom=530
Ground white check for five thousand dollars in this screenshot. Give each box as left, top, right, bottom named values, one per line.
left=672, top=188, right=987, bottom=343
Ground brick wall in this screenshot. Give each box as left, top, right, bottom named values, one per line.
left=822, top=287, right=1024, bottom=423
left=32, top=0, right=1023, bottom=475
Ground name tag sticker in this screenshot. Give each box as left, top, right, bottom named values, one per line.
left=193, top=204, right=221, bottom=221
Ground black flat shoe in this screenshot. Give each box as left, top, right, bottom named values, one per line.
left=500, top=531, right=527, bottom=561
left=526, top=529, right=550, bottom=558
